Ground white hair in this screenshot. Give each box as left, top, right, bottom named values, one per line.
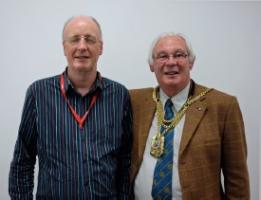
left=148, top=32, right=196, bottom=65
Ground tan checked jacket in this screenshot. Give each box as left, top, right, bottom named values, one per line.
left=129, top=81, right=250, bottom=200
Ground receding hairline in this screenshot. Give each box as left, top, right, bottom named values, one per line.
left=62, top=15, right=103, bottom=41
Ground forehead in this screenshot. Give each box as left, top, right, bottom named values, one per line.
left=64, top=17, right=100, bottom=38
left=154, top=36, right=187, bottom=53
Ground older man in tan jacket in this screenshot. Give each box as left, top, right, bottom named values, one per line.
left=130, top=33, right=249, bottom=200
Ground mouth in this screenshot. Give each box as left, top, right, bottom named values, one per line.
left=74, top=55, right=90, bottom=60
left=164, top=71, right=179, bottom=75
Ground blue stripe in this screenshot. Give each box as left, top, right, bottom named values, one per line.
left=9, top=70, right=132, bottom=199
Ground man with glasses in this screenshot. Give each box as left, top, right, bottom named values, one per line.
left=130, top=33, right=249, bottom=199
left=9, top=16, right=132, bottom=199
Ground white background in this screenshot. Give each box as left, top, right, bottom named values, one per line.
left=1, top=1, right=260, bottom=199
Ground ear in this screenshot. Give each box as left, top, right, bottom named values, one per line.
left=99, top=41, right=103, bottom=55
left=149, top=64, right=154, bottom=72
left=63, top=41, right=66, bottom=56
left=189, top=62, right=193, bottom=70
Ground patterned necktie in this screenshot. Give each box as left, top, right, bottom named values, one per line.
left=151, top=98, right=174, bottom=200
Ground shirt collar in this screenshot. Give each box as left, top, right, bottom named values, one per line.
left=159, top=81, right=191, bottom=113
left=63, top=68, right=103, bottom=95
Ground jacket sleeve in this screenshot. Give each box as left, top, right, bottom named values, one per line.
left=222, top=97, right=250, bottom=199
left=9, top=85, right=37, bottom=200
left=117, top=91, right=133, bottom=200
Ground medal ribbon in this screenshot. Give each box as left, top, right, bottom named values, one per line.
left=60, top=74, right=99, bottom=128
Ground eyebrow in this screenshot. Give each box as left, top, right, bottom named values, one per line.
left=69, top=34, right=96, bottom=38
left=156, top=49, right=187, bottom=54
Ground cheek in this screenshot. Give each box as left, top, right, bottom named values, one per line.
left=181, top=63, right=192, bottom=73
left=64, top=45, right=75, bottom=55
left=154, top=69, right=165, bottom=81
left=151, top=62, right=164, bottom=73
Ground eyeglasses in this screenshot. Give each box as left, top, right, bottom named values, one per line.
left=154, top=51, right=188, bottom=62
left=64, top=35, right=99, bottom=45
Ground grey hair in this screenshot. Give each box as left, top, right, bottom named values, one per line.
left=148, top=32, right=196, bottom=65
left=62, top=15, right=103, bottom=42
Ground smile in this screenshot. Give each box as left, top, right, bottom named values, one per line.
left=75, top=55, right=90, bottom=59
left=164, top=71, right=179, bottom=75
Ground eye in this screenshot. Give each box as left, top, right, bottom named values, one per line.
left=157, top=53, right=168, bottom=60
left=68, top=36, right=80, bottom=44
left=175, top=52, right=185, bottom=58
left=84, top=36, right=97, bottom=44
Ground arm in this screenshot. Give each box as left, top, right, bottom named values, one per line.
left=9, top=86, right=38, bottom=200
left=117, top=91, right=133, bottom=200
left=222, top=97, right=250, bottom=199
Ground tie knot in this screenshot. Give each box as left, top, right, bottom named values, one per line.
left=164, top=99, right=174, bottom=120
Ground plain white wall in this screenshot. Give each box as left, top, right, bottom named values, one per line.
left=1, top=1, right=260, bottom=199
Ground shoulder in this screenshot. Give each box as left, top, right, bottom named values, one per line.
left=26, top=74, right=59, bottom=95
left=129, top=87, right=154, bottom=98
left=102, top=77, right=128, bottom=91
left=129, top=87, right=153, bottom=101
left=128, top=87, right=154, bottom=108
left=101, top=77, right=130, bottom=102
left=29, top=74, right=59, bottom=89
left=194, top=82, right=238, bottom=107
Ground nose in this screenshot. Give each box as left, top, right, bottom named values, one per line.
left=166, top=55, right=178, bottom=65
left=77, top=38, right=88, bottom=50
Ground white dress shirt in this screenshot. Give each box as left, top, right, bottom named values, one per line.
left=134, top=82, right=190, bottom=200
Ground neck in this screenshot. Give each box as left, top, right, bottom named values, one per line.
left=161, top=86, right=182, bottom=97
left=161, top=81, right=190, bottom=97
left=67, top=68, right=97, bottom=96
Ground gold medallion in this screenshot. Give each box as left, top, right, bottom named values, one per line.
left=150, top=134, right=164, bottom=158
left=150, top=86, right=213, bottom=159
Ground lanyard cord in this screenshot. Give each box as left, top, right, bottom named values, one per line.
left=60, top=74, right=99, bottom=128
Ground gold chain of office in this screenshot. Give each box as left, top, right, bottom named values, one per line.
left=150, top=87, right=212, bottom=158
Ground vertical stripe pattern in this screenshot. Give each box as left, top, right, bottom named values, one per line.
left=9, top=70, right=133, bottom=200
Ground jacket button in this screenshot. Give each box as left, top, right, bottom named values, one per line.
left=197, top=107, right=202, bottom=111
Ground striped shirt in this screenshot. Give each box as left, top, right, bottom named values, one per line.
left=9, top=70, right=133, bottom=200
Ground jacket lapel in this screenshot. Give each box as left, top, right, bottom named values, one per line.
left=179, top=85, right=208, bottom=156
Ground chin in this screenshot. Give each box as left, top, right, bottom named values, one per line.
left=164, top=79, right=180, bottom=86
left=73, top=64, right=93, bottom=72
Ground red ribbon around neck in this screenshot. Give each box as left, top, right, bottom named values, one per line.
left=60, top=74, right=98, bottom=128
